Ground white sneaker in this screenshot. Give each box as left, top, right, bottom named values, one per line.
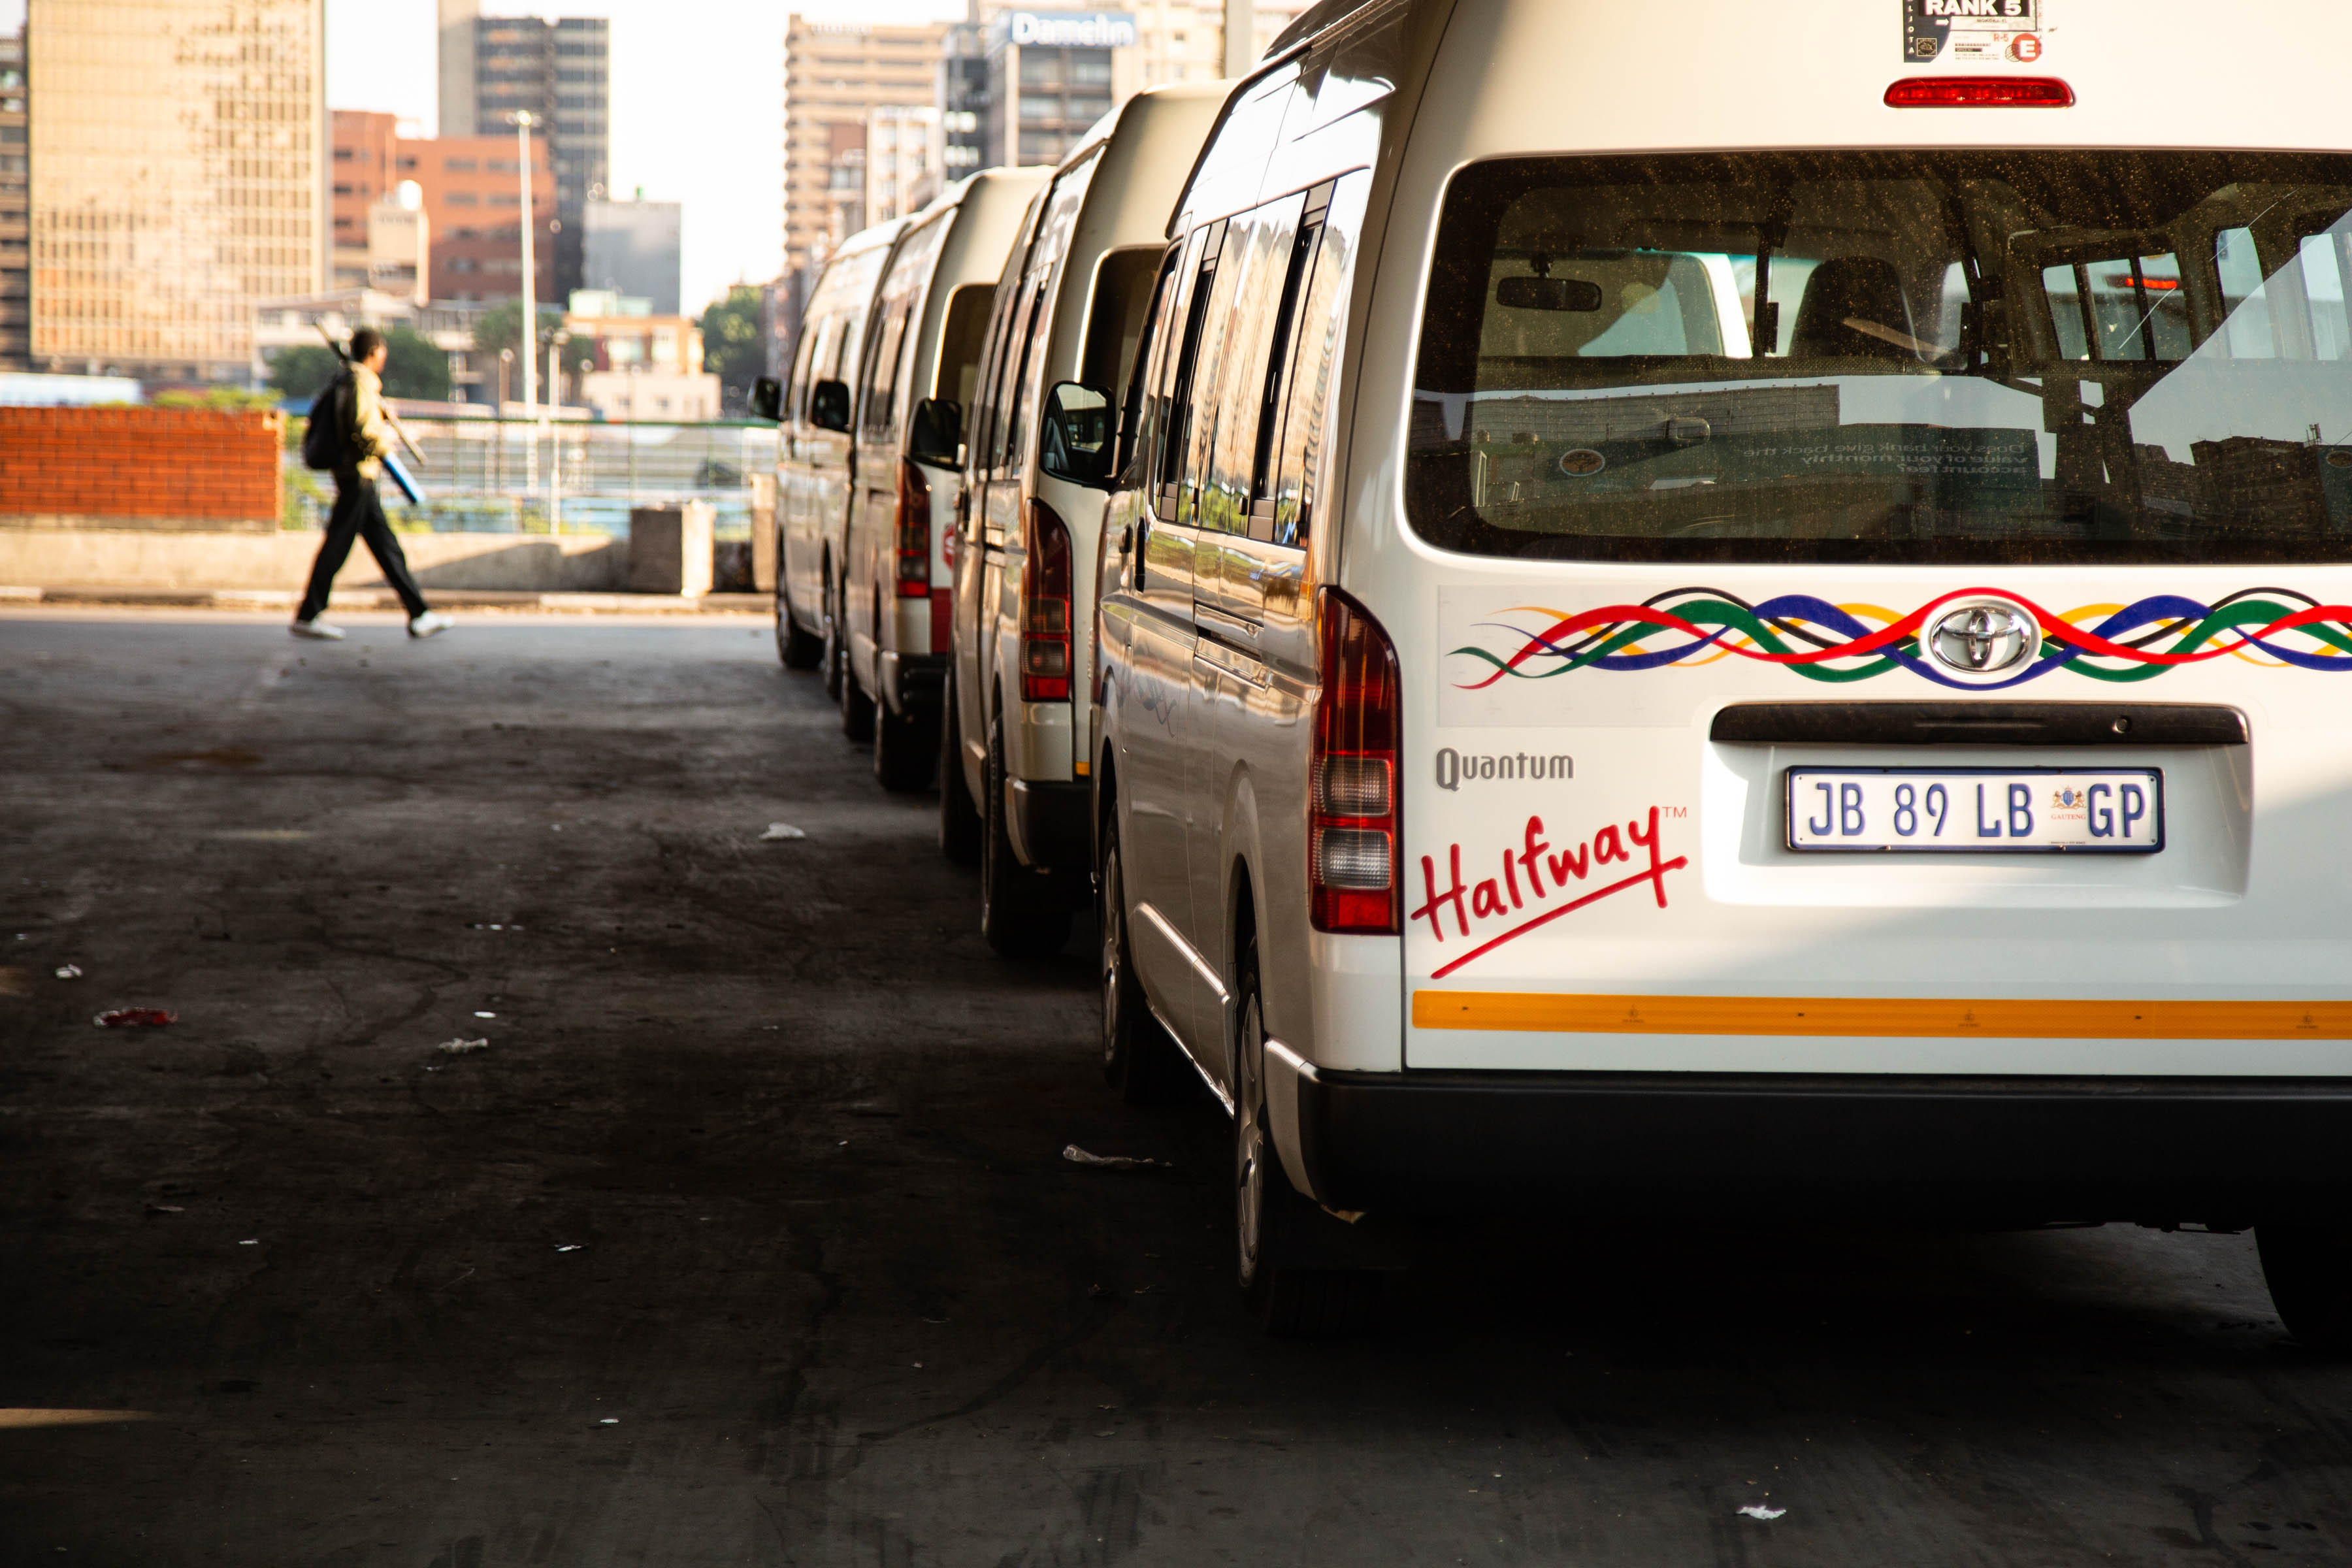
left=408, top=611, right=453, bottom=639
left=290, top=618, right=346, bottom=641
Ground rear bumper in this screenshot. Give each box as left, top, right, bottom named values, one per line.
left=1288, top=1066, right=2352, bottom=1224
left=878, top=650, right=946, bottom=715
left=1009, top=779, right=1090, bottom=872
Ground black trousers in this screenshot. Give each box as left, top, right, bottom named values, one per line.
left=298, top=470, right=429, bottom=622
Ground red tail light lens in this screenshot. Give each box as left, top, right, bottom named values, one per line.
left=1309, top=589, right=1401, bottom=934
left=1019, top=498, right=1073, bottom=703
left=895, top=458, right=932, bottom=599
left=1884, top=76, right=2074, bottom=108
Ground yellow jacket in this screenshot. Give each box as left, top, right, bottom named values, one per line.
left=347, top=363, right=391, bottom=480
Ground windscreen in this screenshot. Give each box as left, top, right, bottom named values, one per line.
left=1406, top=152, right=2352, bottom=564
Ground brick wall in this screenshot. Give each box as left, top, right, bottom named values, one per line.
left=0, top=406, right=284, bottom=529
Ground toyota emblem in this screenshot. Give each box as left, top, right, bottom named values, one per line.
left=1927, top=600, right=2038, bottom=675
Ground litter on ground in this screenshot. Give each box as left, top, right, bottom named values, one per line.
left=93, top=1009, right=176, bottom=1028
left=54, top=964, right=81, bottom=979
left=436, top=1037, right=489, bottom=1055
left=555, top=1244, right=582, bottom=1252
left=1063, top=1145, right=1169, bottom=1170
left=759, top=823, right=807, bottom=841
left=1738, top=1505, right=1786, bottom=1522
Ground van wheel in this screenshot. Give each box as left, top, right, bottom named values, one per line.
left=820, top=569, right=845, bottom=701
left=2259, top=1226, right=2352, bottom=1352
left=939, top=674, right=982, bottom=864
left=1234, top=941, right=1382, bottom=1338
left=777, top=585, right=821, bottom=670
left=1099, top=814, right=1188, bottom=1104
left=981, top=711, right=1070, bottom=958
left=874, top=698, right=933, bottom=792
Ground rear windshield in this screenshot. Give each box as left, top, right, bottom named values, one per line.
left=1406, top=152, right=2352, bottom=564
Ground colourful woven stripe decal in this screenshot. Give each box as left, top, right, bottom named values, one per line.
left=1452, top=586, right=2352, bottom=693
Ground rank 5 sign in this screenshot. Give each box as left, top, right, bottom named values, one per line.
left=1905, top=0, right=2044, bottom=64
left=1787, top=768, right=2164, bottom=853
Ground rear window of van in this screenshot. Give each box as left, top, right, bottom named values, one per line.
left=1406, top=152, right=2352, bottom=564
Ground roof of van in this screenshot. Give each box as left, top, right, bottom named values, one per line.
left=826, top=214, right=909, bottom=263
left=1260, top=0, right=1370, bottom=59
left=1060, top=78, right=1233, bottom=173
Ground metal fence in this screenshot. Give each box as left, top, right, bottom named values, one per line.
left=284, top=417, right=778, bottom=538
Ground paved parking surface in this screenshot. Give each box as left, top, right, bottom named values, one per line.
left=3, top=611, right=2350, bottom=1566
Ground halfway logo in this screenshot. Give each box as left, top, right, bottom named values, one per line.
left=1412, top=806, right=1688, bottom=979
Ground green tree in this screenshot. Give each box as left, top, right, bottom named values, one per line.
left=266, top=344, right=344, bottom=402
left=472, top=301, right=566, bottom=365
left=700, top=286, right=766, bottom=412
left=381, top=324, right=453, bottom=401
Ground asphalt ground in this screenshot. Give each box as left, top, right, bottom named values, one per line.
left=3, top=610, right=2349, bottom=1566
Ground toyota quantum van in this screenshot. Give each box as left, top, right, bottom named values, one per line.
left=835, top=169, right=1050, bottom=787
left=939, top=82, right=1230, bottom=957
left=1090, top=0, right=2352, bottom=1337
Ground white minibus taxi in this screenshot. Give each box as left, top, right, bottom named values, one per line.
left=939, top=82, right=1228, bottom=958
left=1092, top=0, right=2352, bottom=1337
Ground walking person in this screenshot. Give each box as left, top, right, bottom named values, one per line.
left=291, top=328, right=451, bottom=641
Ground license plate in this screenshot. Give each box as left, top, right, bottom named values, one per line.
left=1786, top=768, right=2164, bottom=853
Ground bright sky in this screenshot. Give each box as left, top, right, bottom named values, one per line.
left=326, top=0, right=966, bottom=317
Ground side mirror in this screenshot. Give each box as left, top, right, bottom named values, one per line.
left=747, top=375, right=783, bottom=423
left=1039, top=381, right=1115, bottom=486
left=809, top=378, right=852, bottom=433
left=909, top=396, right=962, bottom=465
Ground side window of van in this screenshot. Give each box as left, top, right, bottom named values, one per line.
left=981, top=280, right=1041, bottom=472
left=1201, top=204, right=1302, bottom=535
left=860, top=302, right=912, bottom=444
left=1176, top=225, right=1249, bottom=528
left=1158, top=220, right=1228, bottom=516
left=790, top=314, right=832, bottom=424
left=1000, top=282, right=1054, bottom=476
left=935, top=284, right=996, bottom=414
left=1082, top=248, right=1169, bottom=407
left=1262, top=176, right=1364, bottom=547
left=1120, top=248, right=1182, bottom=478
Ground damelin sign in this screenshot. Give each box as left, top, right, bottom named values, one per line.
left=1002, top=10, right=1138, bottom=49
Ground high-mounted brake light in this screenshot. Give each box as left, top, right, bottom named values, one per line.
left=894, top=459, right=932, bottom=600
left=1019, top=499, right=1073, bottom=703
left=1885, top=76, right=2074, bottom=108
left=1309, top=589, right=1401, bottom=935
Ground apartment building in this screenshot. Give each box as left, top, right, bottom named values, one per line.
left=25, top=0, right=327, bottom=383
left=397, top=133, right=557, bottom=304
left=0, top=25, right=27, bottom=371
left=782, top=18, right=947, bottom=276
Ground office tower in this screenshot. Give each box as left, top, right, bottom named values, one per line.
left=395, top=133, right=557, bottom=304
left=437, top=4, right=608, bottom=299
left=783, top=18, right=947, bottom=278
left=980, top=11, right=1137, bottom=172
left=330, top=111, right=401, bottom=291
left=866, top=106, right=941, bottom=227
left=583, top=196, right=682, bottom=316
left=26, top=0, right=327, bottom=383
left=1, top=25, right=26, bottom=371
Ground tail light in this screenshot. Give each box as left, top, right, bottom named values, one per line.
left=1019, top=499, right=1072, bottom=703
left=894, top=459, right=932, bottom=599
left=1884, top=76, right=2074, bottom=108
left=1309, top=589, right=1400, bottom=934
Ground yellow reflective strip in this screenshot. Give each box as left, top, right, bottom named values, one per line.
left=1411, top=991, right=2352, bottom=1040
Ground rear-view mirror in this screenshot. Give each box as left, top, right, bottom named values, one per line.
left=1496, top=275, right=1604, bottom=312
left=747, top=376, right=783, bottom=423
left=909, top=397, right=962, bottom=465
left=1039, top=381, right=1114, bottom=486
left=809, top=378, right=852, bottom=434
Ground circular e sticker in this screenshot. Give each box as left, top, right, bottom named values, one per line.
left=2008, top=34, right=2043, bottom=63
left=1558, top=448, right=1607, bottom=478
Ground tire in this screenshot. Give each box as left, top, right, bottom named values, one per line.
left=820, top=567, right=845, bottom=701
left=981, top=711, right=1071, bottom=959
left=777, top=572, right=822, bottom=670
left=874, top=696, right=934, bottom=792
left=2259, top=1226, right=2352, bottom=1352
left=938, top=673, right=983, bottom=865
left=1099, top=812, right=1189, bottom=1105
left=1233, top=939, right=1382, bottom=1338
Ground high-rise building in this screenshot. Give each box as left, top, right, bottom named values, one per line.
left=866, top=105, right=942, bottom=227
left=783, top=18, right=947, bottom=278
left=436, top=1, right=608, bottom=299
left=980, top=11, right=1136, bottom=172
left=0, top=24, right=27, bottom=372
left=395, top=133, right=557, bottom=304
left=26, top=0, right=327, bottom=384
left=331, top=110, right=401, bottom=291
left=583, top=196, right=681, bottom=316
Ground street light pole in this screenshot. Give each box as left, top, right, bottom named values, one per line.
left=547, top=328, right=570, bottom=534
left=515, top=112, right=540, bottom=509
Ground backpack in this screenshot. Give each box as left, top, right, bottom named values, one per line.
left=301, top=368, right=354, bottom=471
